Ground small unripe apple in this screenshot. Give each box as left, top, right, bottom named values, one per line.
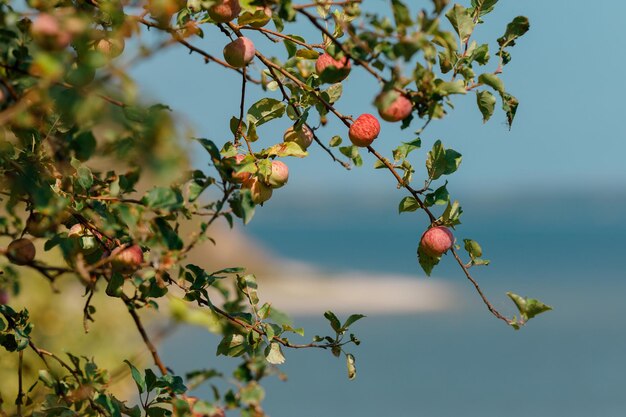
left=208, top=0, right=241, bottom=23
left=111, top=245, right=144, bottom=273
left=31, top=13, right=71, bottom=50
left=348, top=114, right=380, bottom=147
left=223, top=37, right=255, bottom=68
left=283, top=125, right=314, bottom=150
left=315, top=53, right=351, bottom=84
left=238, top=6, right=272, bottom=28
left=242, top=177, right=272, bottom=204
left=231, top=154, right=252, bottom=183
left=7, top=238, right=36, bottom=265
left=420, top=226, right=454, bottom=257
left=26, top=212, right=57, bottom=237
left=375, top=90, right=413, bottom=122
left=268, top=160, right=289, bottom=188
left=96, top=37, right=125, bottom=59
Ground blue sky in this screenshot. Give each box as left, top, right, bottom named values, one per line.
left=131, top=1, right=626, bottom=197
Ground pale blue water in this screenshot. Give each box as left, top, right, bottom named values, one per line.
left=161, top=190, right=626, bottom=416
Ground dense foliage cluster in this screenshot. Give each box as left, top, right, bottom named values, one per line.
left=0, top=0, right=551, bottom=416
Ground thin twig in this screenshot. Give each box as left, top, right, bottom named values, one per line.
left=16, top=350, right=23, bottom=416
left=450, top=248, right=511, bottom=324
left=136, top=17, right=260, bottom=84
left=126, top=305, right=169, bottom=375
left=293, top=0, right=362, bottom=10
left=297, top=8, right=388, bottom=85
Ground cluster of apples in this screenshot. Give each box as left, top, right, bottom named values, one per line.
left=208, top=0, right=454, bottom=255
left=30, top=11, right=125, bottom=57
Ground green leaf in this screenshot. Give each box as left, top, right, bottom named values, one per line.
left=463, top=239, right=483, bottom=258
left=469, top=43, right=490, bottom=65
left=342, top=314, right=365, bottom=330
left=323, top=83, right=343, bottom=104
left=476, top=90, right=496, bottom=122
left=195, top=138, right=221, bottom=161
left=71, top=131, right=97, bottom=161
left=123, top=105, right=149, bottom=122
left=424, top=183, right=450, bottom=207
left=339, top=145, right=362, bottom=167
left=265, top=342, right=286, bottom=365
left=154, top=217, right=183, bottom=250
left=295, top=49, right=320, bottom=59
left=240, top=382, right=265, bottom=406
left=502, top=92, right=519, bottom=128
left=417, top=243, right=441, bottom=276
left=324, top=310, right=341, bottom=333
left=237, top=274, right=259, bottom=306
left=391, top=0, right=413, bottom=34
left=478, top=73, right=504, bottom=95
left=247, top=98, right=286, bottom=127
left=498, top=16, right=530, bottom=47
left=445, top=4, right=475, bottom=44
left=230, top=189, right=256, bottom=225
left=142, top=187, right=183, bottom=210
left=105, top=272, right=125, bottom=297
left=146, top=407, right=169, bottom=417
left=392, top=139, right=421, bottom=161
left=437, top=80, right=467, bottom=95
left=238, top=7, right=273, bottom=27
left=261, top=142, right=308, bottom=158
left=124, top=360, right=146, bottom=394
left=426, top=140, right=462, bottom=180
left=507, top=292, right=552, bottom=322
left=282, top=324, right=304, bottom=336
left=346, top=353, right=356, bottom=380
left=145, top=368, right=158, bottom=392
left=71, top=158, right=93, bottom=190
left=439, top=200, right=463, bottom=227
left=398, top=196, right=421, bottom=213
left=329, top=135, right=342, bottom=147
left=471, top=0, right=499, bottom=17
left=216, top=334, right=247, bottom=357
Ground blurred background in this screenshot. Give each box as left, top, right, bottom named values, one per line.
left=6, top=1, right=624, bottom=416
left=129, top=1, right=626, bottom=416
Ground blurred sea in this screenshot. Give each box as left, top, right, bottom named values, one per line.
left=161, top=190, right=626, bottom=417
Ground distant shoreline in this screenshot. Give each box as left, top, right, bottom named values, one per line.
left=259, top=265, right=460, bottom=316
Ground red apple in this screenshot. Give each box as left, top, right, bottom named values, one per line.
left=223, top=37, right=255, bottom=68
left=0, top=289, right=8, bottom=305
left=6, top=238, right=36, bottom=265
left=208, top=0, right=241, bottom=23
left=348, top=114, right=380, bottom=147
left=268, top=160, right=289, bottom=188
left=31, top=13, right=71, bottom=50
left=420, top=226, right=454, bottom=256
left=375, top=90, right=413, bottom=122
left=315, top=53, right=351, bottom=83
left=283, top=125, right=314, bottom=150
left=111, top=245, right=144, bottom=273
